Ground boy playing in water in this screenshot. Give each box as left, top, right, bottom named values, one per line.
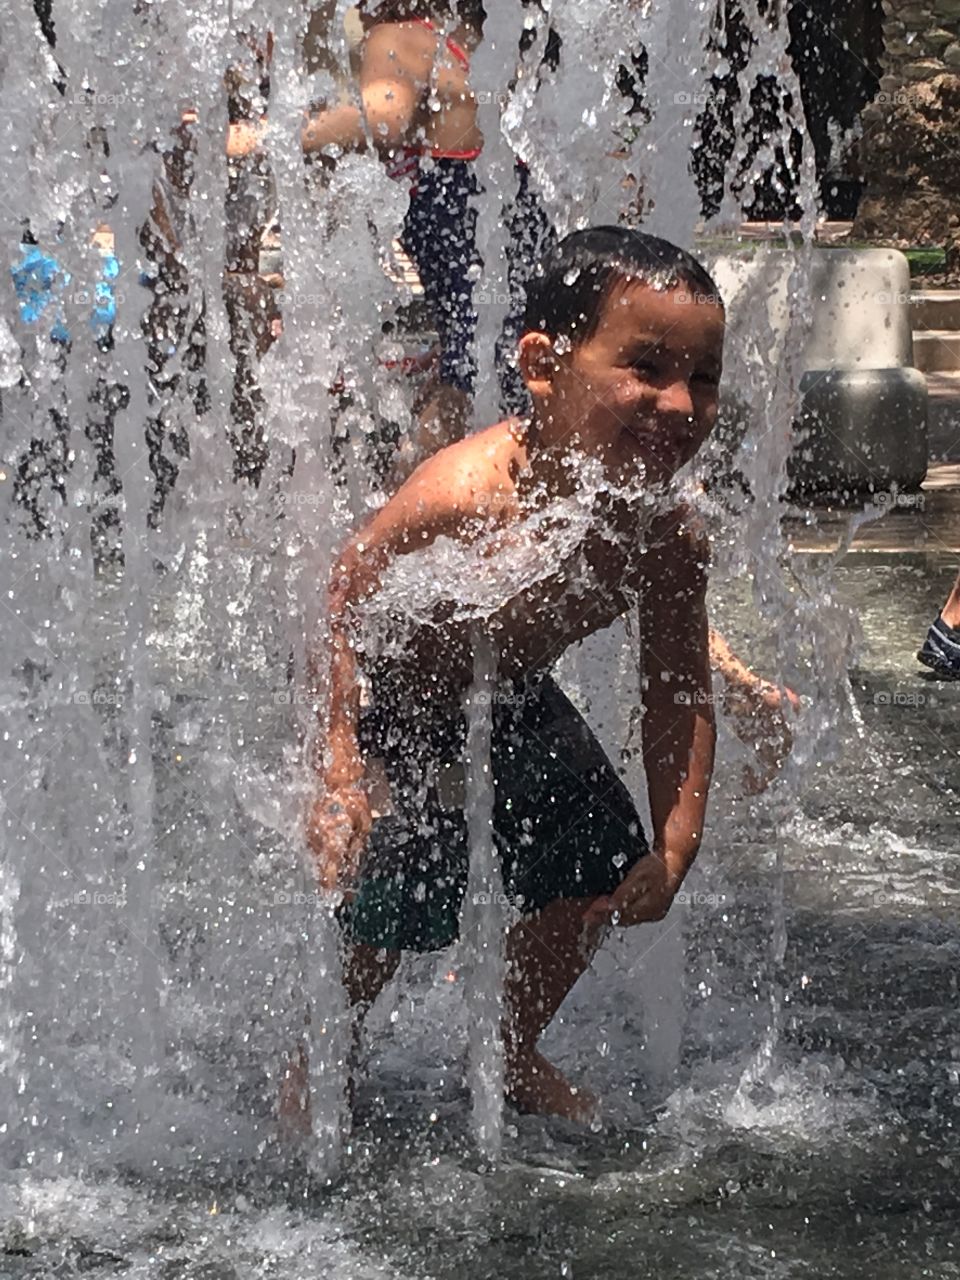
left=306, top=227, right=732, bottom=1122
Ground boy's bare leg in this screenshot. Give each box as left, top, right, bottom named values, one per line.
left=343, top=941, right=403, bottom=1009
left=278, top=1041, right=311, bottom=1137
left=503, top=896, right=606, bottom=1124
left=278, top=943, right=401, bottom=1136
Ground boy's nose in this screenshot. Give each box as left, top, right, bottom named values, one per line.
left=656, top=378, right=695, bottom=422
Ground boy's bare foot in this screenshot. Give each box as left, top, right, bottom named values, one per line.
left=505, top=1049, right=598, bottom=1125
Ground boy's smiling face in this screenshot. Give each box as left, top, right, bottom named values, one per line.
left=522, top=278, right=725, bottom=486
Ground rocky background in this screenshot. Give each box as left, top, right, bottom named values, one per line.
left=854, top=0, right=960, bottom=272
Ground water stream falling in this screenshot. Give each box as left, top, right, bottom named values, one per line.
left=459, top=629, right=503, bottom=1159
left=2, top=0, right=954, bottom=1274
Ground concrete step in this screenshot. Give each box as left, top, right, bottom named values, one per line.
left=911, top=291, right=960, bottom=332
left=925, top=370, right=960, bottom=400
left=914, top=330, right=960, bottom=374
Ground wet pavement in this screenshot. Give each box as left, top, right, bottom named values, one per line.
left=7, top=508, right=959, bottom=1279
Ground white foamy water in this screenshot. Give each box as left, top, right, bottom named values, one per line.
left=2, top=0, right=958, bottom=1275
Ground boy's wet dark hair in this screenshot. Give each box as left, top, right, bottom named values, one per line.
left=523, top=226, right=723, bottom=347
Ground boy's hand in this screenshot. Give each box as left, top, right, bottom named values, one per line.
left=726, top=680, right=801, bottom=794
left=306, top=783, right=371, bottom=892
left=582, top=854, right=681, bottom=929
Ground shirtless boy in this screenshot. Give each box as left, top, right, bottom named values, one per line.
left=299, top=225, right=734, bottom=1124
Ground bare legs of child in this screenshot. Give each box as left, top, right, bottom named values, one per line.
left=278, top=895, right=606, bottom=1133
left=919, top=569, right=960, bottom=679
left=502, top=898, right=606, bottom=1124
left=276, top=941, right=400, bottom=1138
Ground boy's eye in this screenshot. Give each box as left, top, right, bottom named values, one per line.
left=632, top=360, right=659, bottom=377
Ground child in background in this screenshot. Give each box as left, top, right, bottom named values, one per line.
left=227, top=2, right=493, bottom=469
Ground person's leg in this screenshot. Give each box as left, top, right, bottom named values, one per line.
left=941, top=570, right=960, bottom=629
left=502, top=896, right=606, bottom=1122
left=394, top=160, right=478, bottom=479
left=343, top=940, right=403, bottom=1010
left=278, top=941, right=401, bottom=1133
left=222, top=271, right=278, bottom=486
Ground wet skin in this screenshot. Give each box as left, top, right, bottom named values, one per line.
left=371, top=280, right=726, bottom=692
left=317, top=278, right=724, bottom=863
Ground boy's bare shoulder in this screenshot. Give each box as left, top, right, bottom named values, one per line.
left=399, top=421, right=521, bottom=525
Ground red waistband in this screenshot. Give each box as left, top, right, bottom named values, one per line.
left=428, top=145, right=481, bottom=160
left=386, top=143, right=481, bottom=183
left=411, top=16, right=470, bottom=71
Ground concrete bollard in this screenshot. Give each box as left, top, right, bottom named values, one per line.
left=707, top=247, right=928, bottom=497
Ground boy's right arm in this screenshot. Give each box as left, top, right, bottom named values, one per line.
left=307, top=458, right=473, bottom=890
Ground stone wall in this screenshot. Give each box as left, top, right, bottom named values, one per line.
left=853, top=1, right=960, bottom=269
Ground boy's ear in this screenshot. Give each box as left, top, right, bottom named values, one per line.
left=518, top=331, right=559, bottom=398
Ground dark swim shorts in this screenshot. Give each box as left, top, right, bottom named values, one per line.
left=342, top=670, right=649, bottom=952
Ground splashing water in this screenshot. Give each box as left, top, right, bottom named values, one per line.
left=3, top=0, right=954, bottom=1274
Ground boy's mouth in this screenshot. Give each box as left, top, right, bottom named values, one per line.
left=620, top=419, right=680, bottom=469
left=622, top=414, right=701, bottom=473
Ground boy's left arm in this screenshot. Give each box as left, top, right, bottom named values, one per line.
left=585, top=516, right=715, bottom=928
